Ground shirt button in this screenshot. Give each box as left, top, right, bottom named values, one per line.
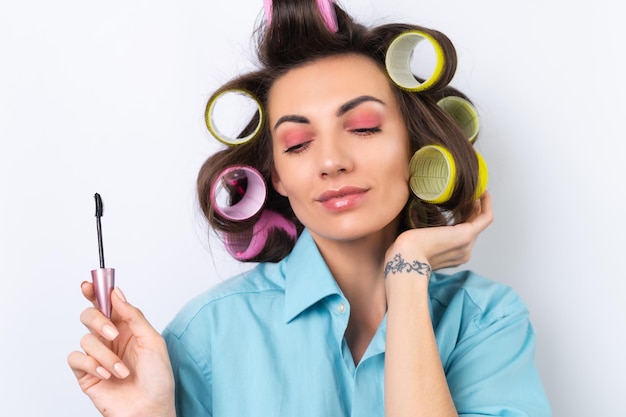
left=337, top=302, right=347, bottom=314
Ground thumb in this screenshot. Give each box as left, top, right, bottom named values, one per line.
left=111, top=287, right=160, bottom=340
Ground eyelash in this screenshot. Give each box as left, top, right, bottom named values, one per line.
left=351, top=126, right=381, bottom=136
left=282, top=127, right=382, bottom=154
left=283, top=141, right=312, bottom=154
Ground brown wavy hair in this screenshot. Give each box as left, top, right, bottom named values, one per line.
left=198, top=0, right=481, bottom=262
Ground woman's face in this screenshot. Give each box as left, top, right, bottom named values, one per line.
left=268, top=54, right=411, bottom=243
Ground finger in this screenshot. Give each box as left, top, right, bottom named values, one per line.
left=80, top=333, right=130, bottom=379
left=81, top=281, right=97, bottom=306
left=468, top=191, right=494, bottom=232
left=480, top=190, right=494, bottom=219
left=110, top=287, right=162, bottom=341
left=80, top=307, right=119, bottom=341
left=67, top=350, right=112, bottom=381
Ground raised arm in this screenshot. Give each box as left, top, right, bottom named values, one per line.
left=68, top=283, right=176, bottom=417
left=384, top=191, right=493, bottom=417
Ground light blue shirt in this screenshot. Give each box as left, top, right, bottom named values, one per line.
left=163, top=229, right=551, bottom=416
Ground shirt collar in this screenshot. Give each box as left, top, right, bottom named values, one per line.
left=283, top=229, right=343, bottom=323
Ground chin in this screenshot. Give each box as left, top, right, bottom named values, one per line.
left=309, top=215, right=402, bottom=244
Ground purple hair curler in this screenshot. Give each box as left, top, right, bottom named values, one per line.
left=223, top=210, right=297, bottom=260
left=211, top=165, right=267, bottom=221
left=263, top=0, right=338, bottom=33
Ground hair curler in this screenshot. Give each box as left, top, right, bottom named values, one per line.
left=205, top=89, right=264, bottom=146
left=437, top=96, right=480, bottom=143
left=409, top=145, right=489, bottom=204
left=385, top=30, right=446, bottom=92
left=474, top=150, right=489, bottom=199
left=211, top=165, right=267, bottom=221
left=223, top=210, right=297, bottom=260
left=409, top=145, right=457, bottom=204
left=263, top=0, right=338, bottom=32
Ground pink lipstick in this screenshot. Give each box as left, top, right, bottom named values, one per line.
left=316, top=186, right=368, bottom=211
left=91, top=193, right=115, bottom=319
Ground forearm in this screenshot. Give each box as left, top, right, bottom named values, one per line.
left=384, top=262, right=456, bottom=417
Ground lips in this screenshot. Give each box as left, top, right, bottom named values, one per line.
left=316, top=186, right=369, bottom=211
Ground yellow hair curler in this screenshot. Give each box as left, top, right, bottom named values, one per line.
left=205, top=89, right=264, bottom=146
left=437, top=96, right=480, bottom=143
left=385, top=30, right=446, bottom=92
left=409, top=145, right=456, bottom=204
left=474, top=150, right=489, bottom=199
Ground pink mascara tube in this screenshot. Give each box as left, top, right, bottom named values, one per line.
left=91, top=193, right=115, bottom=319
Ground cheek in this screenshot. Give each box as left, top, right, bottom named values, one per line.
left=373, top=137, right=411, bottom=177
left=386, top=164, right=411, bottom=212
left=374, top=136, right=411, bottom=195
left=386, top=163, right=410, bottom=192
left=271, top=158, right=309, bottom=198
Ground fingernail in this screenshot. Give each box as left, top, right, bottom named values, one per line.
left=114, top=362, right=130, bottom=379
left=102, top=324, right=119, bottom=341
left=96, top=366, right=112, bottom=380
left=114, top=287, right=127, bottom=303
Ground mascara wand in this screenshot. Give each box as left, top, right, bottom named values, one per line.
left=95, top=193, right=105, bottom=268
left=91, top=193, right=115, bottom=319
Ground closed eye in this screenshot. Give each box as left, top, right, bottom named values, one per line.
left=351, top=127, right=381, bottom=136
left=283, top=141, right=312, bottom=154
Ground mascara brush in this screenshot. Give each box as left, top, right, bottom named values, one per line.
left=91, top=193, right=115, bottom=319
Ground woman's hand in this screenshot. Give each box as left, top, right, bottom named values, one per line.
left=386, top=191, right=494, bottom=275
left=383, top=192, right=493, bottom=417
left=67, top=283, right=176, bottom=417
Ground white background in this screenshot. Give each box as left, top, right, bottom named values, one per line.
left=1, top=0, right=624, bottom=415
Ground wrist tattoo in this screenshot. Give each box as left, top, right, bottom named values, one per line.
left=384, top=253, right=432, bottom=279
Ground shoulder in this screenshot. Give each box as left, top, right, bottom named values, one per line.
left=164, top=261, right=286, bottom=339
left=431, top=271, right=552, bottom=415
left=429, top=270, right=528, bottom=333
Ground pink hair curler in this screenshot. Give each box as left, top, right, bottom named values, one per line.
left=211, top=165, right=267, bottom=221
left=263, top=0, right=338, bottom=33
left=223, top=210, right=297, bottom=260
left=263, top=0, right=272, bottom=25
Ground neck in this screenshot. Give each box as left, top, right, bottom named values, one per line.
left=311, top=227, right=394, bottom=299
left=310, top=224, right=398, bottom=363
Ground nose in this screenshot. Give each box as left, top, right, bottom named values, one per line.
left=317, top=134, right=354, bottom=178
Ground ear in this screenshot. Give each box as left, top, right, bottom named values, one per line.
left=271, top=165, right=288, bottom=197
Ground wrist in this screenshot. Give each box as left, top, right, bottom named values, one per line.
left=138, top=395, right=176, bottom=417
left=147, top=407, right=176, bottom=417
left=384, top=253, right=431, bottom=281
left=384, top=252, right=430, bottom=303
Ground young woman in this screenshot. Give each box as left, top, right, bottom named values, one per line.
left=68, top=1, right=551, bottom=416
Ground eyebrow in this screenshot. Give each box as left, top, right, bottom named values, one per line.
left=273, top=95, right=386, bottom=132
left=273, top=115, right=310, bottom=132
left=336, top=95, right=385, bottom=117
